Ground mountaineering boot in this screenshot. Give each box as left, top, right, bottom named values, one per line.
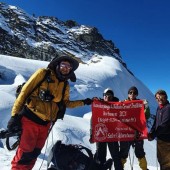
left=138, top=157, right=147, bottom=170
left=121, top=158, right=127, bottom=168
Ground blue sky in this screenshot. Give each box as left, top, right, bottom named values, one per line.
left=2, top=0, right=170, bottom=97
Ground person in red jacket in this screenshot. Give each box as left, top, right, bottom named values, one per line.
left=7, top=55, right=92, bottom=170
left=148, top=90, right=170, bottom=170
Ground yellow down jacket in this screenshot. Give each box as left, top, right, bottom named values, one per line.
left=12, top=68, right=84, bottom=121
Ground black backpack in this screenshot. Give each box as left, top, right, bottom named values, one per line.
left=47, top=140, right=113, bottom=170
left=15, top=69, right=51, bottom=99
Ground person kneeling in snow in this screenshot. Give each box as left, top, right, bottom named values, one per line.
left=7, top=55, right=92, bottom=170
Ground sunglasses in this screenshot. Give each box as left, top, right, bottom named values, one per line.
left=103, top=93, right=113, bottom=97
left=155, top=95, right=167, bottom=100
left=60, top=63, right=72, bottom=70
left=129, top=91, right=137, bottom=95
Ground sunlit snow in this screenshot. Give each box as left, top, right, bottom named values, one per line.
left=0, top=54, right=159, bottom=169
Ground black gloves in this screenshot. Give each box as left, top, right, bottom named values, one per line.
left=148, top=132, right=154, bottom=141
left=89, top=135, right=94, bottom=144
left=83, top=98, right=92, bottom=105
left=134, top=130, right=141, bottom=140
left=7, top=115, right=22, bottom=132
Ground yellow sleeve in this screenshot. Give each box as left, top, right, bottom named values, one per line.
left=64, top=83, right=84, bottom=108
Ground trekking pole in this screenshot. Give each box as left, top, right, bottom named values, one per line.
left=128, top=147, right=135, bottom=170
left=156, top=158, right=159, bottom=170
left=39, top=121, right=55, bottom=170
left=38, top=134, right=49, bottom=170
left=128, top=152, right=132, bottom=169
left=155, top=142, right=159, bottom=170
left=131, top=145, right=135, bottom=170
left=128, top=145, right=135, bottom=170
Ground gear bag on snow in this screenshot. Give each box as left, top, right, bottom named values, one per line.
left=47, top=140, right=113, bottom=170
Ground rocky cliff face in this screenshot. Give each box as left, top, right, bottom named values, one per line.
left=0, top=2, right=130, bottom=71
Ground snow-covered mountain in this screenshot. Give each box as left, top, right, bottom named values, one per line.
left=0, top=2, right=160, bottom=169
left=0, top=2, right=127, bottom=67
left=0, top=54, right=159, bottom=169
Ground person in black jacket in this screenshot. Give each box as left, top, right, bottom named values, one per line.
left=93, top=88, right=124, bottom=170
left=148, top=90, right=170, bottom=170
left=120, top=86, right=150, bottom=170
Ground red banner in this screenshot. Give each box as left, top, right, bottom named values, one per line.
left=91, top=100, right=148, bottom=142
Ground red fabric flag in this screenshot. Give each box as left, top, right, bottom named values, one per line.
left=91, top=99, right=148, bottom=142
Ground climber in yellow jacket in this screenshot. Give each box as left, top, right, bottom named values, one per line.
left=7, top=55, right=92, bottom=170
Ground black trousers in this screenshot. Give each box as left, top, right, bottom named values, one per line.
left=95, top=142, right=123, bottom=170
left=120, top=140, right=145, bottom=159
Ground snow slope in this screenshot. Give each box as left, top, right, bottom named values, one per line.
left=0, top=55, right=159, bottom=169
